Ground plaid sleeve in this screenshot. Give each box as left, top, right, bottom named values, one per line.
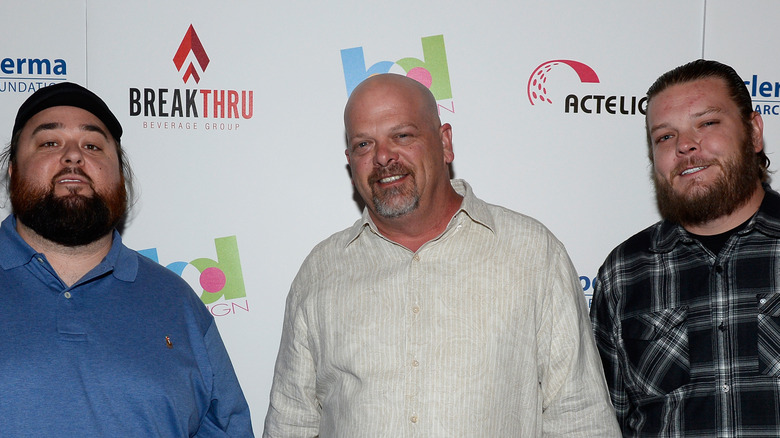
left=590, top=264, right=629, bottom=429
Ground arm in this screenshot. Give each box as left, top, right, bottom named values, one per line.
left=196, top=320, right=255, bottom=437
left=263, top=282, right=320, bottom=438
left=538, top=243, right=620, bottom=437
left=590, top=264, right=630, bottom=430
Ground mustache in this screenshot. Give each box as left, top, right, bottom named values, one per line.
left=368, top=163, right=411, bottom=184
left=673, top=158, right=716, bottom=176
left=51, top=167, right=93, bottom=186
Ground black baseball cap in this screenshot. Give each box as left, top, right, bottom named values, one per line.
left=12, top=82, right=122, bottom=142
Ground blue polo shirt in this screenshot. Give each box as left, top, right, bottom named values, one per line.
left=0, top=215, right=253, bottom=437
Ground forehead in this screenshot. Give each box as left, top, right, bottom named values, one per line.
left=20, top=105, right=111, bottom=138
left=648, top=77, right=734, bottom=121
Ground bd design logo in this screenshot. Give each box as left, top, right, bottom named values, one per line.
left=527, top=59, right=647, bottom=115
left=341, top=34, right=452, bottom=100
left=139, top=236, right=248, bottom=315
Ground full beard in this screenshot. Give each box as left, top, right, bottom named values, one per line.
left=653, top=135, right=761, bottom=227
left=369, top=162, right=420, bottom=218
left=10, top=168, right=127, bottom=246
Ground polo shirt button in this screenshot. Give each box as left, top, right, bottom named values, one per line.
left=64, top=292, right=72, bottom=299
left=722, top=384, right=730, bottom=393
left=410, top=415, right=418, bottom=423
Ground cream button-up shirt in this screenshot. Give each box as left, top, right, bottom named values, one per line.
left=264, top=180, right=619, bottom=437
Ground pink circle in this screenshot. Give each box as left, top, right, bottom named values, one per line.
left=200, top=267, right=227, bottom=293
left=406, top=67, right=432, bottom=88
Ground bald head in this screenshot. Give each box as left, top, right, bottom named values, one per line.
left=344, top=74, right=440, bottom=133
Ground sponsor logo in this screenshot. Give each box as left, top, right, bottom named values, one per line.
left=0, top=56, right=68, bottom=94
left=527, top=59, right=647, bottom=116
left=139, top=236, right=249, bottom=317
left=341, top=35, right=454, bottom=114
left=173, top=25, right=210, bottom=84
left=745, top=75, right=780, bottom=116
left=129, top=24, right=253, bottom=132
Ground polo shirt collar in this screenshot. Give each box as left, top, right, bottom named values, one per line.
left=0, top=214, right=137, bottom=282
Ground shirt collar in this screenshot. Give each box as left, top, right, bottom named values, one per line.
left=0, top=214, right=138, bottom=282
left=652, top=184, right=780, bottom=253
left=345, top=179, right=495, bottom=247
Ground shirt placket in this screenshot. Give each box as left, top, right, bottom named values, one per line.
left=711, top=251, right=733, bottom=434
left=405, top=251, right=423, bottom=436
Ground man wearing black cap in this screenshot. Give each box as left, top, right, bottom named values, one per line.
left=0, top=82, right=254, bottom=437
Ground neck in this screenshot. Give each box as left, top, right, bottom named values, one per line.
left=16, top=220, right=114, bottom=287
left=683, top=183, right=765, bottom=236
left=371, top=186, right=463, bottom=252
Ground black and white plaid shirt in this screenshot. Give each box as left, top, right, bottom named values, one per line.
left=591, top=186, right=780, bottom=437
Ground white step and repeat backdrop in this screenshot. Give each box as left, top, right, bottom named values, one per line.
left=2, top=0, right=778, bottom=432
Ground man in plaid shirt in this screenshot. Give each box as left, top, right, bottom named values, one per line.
left=590, top=59, right=780, bottom=436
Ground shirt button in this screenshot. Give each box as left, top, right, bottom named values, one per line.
left=412, top=306, right=420, bottom=314
left=37, top=257, right=44, bottom=263
left=412, top=359, right=419, bottom=367
left=760, top=298, right=768, bottom=305
left=722, top=384, right=730, bottom=393
left=64, top=292, right=72, bottom=299
left=410, top=415, right=418, bottom=423
left=413, top=254, right=420, bottom=262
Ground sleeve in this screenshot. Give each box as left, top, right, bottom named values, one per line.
left=537, top=241, right=621, bottom=437
left=589, top=259, right=630, bottom=430
left=263, top=274, right=320, bottom=438
left=195, top=320, right=255, bottom=437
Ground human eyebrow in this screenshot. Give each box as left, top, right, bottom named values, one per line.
left=389, top=123, right=418, bottom=132
left=30, top=122, right=63, bottom=136
left=649, top=123, right=669, bottom=135
left=691, top=107, right=722, bottom=119
left=650, top=107, right=723, bottom=134
left=80, top=124, right=109, bottom=140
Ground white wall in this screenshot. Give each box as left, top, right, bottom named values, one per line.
left=2, top=1, right=777, bottom=432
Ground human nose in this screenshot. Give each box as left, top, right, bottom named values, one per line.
left=676, top=131, right=699, bottom=155
left=60, top=141, right=84, bottom=166
left=373, top=138, right=399, bottom=167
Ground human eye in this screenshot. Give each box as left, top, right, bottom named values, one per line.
left=350, top=140, right=372, bottom=154
left=40, top=141, right=58, bottom=148
left=654, top=133, right=673, bottom=145
left=701, top=120, right=719, bottom=128
left=394, top=132, right=414, bottom=143
left=84, top=143, right=102, bottom=151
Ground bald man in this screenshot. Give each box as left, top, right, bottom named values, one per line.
left=263, top=74, right=619, bottom=437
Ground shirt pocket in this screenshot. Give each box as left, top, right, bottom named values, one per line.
left=757, top=293, right=780, bottom=376
left=621, top=306, right=690, bottom=396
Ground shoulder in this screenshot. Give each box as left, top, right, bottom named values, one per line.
left=133, top=251, right=196, bottom=292
left=481, top=201, right=568, bottom=256
left=600, top=222, right=661, bottom=271
left=130, top=250, right=211, bottom=319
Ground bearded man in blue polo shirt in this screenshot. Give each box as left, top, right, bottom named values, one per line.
left=0, top=82, right=254, bottom=437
